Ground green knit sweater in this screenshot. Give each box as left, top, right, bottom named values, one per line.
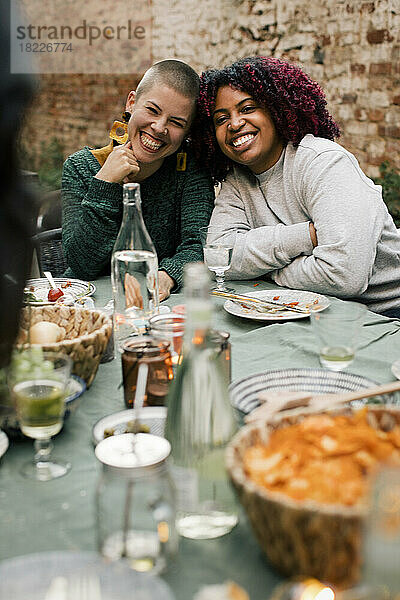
left=62, top=146, right=215, bottom=289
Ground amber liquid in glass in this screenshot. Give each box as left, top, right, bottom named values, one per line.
left=121, top=340, right=173, bottom=408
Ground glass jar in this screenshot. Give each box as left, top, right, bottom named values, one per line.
left=121, top=336, right=173, bottom=408
left=148, top=314, right=186, bottom=366
left=95, top=433, right=177, bottom=574
left=148, top=313, right=231, bottom=382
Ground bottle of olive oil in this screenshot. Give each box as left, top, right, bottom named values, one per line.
left=165, top=262, right=238, bottom=539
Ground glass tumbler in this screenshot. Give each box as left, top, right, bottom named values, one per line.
left=95, top=433, right=177, bottom=574
left=311, top=301, right=366, bottom=371
left=121, top=337, right=173, bottom=408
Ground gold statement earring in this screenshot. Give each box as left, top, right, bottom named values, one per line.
left=176, top=138, right=189, bottom=172
left=109, top=111, right=130, bottom=145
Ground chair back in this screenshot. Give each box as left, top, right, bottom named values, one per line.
left=31, top=228, right=67, bottom=277
left=37, top=189, right=62, bottom=232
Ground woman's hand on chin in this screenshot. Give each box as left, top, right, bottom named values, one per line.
left=95, top=141, right=140, bottom=184
left=158, top=271, right=175, bottom=302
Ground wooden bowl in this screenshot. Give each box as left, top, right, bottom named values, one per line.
left=17, top=305, right=112, bottom=387
left=226, top=405, right=400, bottom=587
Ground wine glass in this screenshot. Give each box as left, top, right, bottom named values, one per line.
left=9, top=349, right=72, bottom=481
left=199, top=226, right=237, bottom=293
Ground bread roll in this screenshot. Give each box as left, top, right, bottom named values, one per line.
left=29, top=321, right=63, bottom=344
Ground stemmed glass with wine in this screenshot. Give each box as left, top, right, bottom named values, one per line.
left=9, top=349, right=72, bottom=481
left=199, top=226, right=237, bottom=293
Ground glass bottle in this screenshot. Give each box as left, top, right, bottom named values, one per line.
left=95, top=433, right=177, bottom=574
left=164, top=262, right=238, bottom=539
left=111, top=183, right=159, bottom=349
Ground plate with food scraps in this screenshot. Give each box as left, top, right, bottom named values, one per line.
left=24, top=278, right=96, bottom=305
left=223, top=288, right=330, bottom=321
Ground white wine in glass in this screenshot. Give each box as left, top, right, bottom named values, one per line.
left=10, top=350, right=72, bottom=481
left=13, top=378, right=65, bottom=439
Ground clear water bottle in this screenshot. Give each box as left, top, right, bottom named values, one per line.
left=111, top=183, right=159, bottom=349
left=164, top=262, right=238, bottom=539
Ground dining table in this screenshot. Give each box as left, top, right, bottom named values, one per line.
left=1, top=276, right=400, bottom=599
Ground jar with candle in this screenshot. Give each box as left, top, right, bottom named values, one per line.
left=148, top=314, right=186, bottom=366
left=95, top=433, right=177, bottom=574
left=121, top=337, right=173, bottom=408
left=209, top=329, right=231, bottom=386
left=148, top=313, right=231, bottom=381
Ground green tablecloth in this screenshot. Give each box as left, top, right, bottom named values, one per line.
left=1, top=277, right=400, bottom=599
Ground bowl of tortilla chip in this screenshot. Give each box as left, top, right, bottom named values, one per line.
left=226, top=405, right=400, bottom=587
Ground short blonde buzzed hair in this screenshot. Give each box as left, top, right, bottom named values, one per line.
left=136, top=59, right=200, bottom=102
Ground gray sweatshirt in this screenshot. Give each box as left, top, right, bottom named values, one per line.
left=209, top=134, right=400, bottom=313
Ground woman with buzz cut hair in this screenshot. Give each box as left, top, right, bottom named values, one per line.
left=192, top=56, right=400, bottom=318
left=62, top=59, right=214, bottom=301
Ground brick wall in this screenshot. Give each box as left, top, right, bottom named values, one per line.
left=23, top=0, right=399, bottom=179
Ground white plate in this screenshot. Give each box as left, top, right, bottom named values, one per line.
left=24, top=278, right=96, bottom=305
left=92, top=407, right=167, bottom=445
left=0, top=551, right=175, bottom=599
left=224, top=288, right=330, bottom=321
left=0, top=429, right=9, bottom=459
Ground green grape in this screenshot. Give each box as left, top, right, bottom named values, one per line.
left=11, top=348, right=56, bottom=382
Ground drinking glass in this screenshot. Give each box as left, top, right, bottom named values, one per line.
left=9, top=350, right=72, bottom=481
left=310, top=301, right=366, bottom=371
left=199, top=226, right=236, bottom=293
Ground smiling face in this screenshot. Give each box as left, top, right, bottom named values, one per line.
left=126, top=83, right=194, bottom=171
left=212, top=85, right=284, bottom=174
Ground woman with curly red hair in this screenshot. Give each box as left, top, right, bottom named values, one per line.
left=192, top=56, right=400, bottom=317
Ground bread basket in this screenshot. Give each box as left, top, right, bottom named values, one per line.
left=17, top=305, right=112, bottom=387
left=226, top=405, right=400, bottom=588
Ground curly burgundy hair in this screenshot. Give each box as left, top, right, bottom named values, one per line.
left=192, top=56, right=340, bottom=183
